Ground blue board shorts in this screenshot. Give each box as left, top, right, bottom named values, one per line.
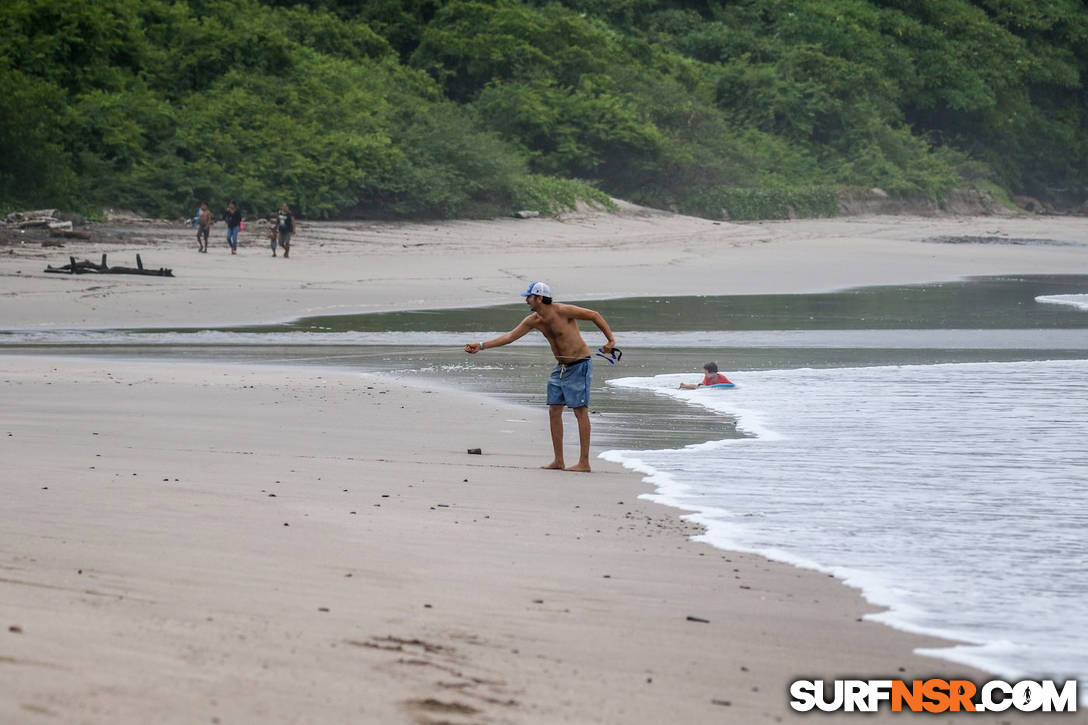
left=547, top=357, right=592, bottom=408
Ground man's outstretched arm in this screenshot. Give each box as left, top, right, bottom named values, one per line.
left=465, top=317, right=534, bottom=354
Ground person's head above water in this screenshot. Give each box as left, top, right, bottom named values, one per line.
left=704, top=362, right=719, bottom=373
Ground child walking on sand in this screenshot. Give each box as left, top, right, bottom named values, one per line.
left=196, top=202, right=211, bottom=253
left=268, top=215, right=279, bottom=256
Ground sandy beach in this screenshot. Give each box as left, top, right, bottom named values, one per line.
left=2, top=206, right=1086, bottom=723
left=2, top=205, right=1087, bottom=330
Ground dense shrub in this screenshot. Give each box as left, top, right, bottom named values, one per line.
left=683, top=186, right=839, bottom=221
left=1, top=0, right=1084, bottom=219
left=509, top=175, right=616, bottom=215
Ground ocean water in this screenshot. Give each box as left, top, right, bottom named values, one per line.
left=602, top=360, right=1088, bottom=698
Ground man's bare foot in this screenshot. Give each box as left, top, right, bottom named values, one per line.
left=564, top=463, right=592, bottom=473
left=541, top=461, right=565, bottom=470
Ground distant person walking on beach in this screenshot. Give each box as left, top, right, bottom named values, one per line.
left=679, top=362, right=733, bottom=389
left=224, top=201, right=242, bottom=254
left=267, top=212, right=279, bottom=256
left=465, top=282, right=616, bottom=472
left=196, top=202, right=211, bottom=253
left=277, top=203, right=295, bottom=258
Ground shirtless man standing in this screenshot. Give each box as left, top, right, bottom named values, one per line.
left=464, top=282, right=617, bottom=472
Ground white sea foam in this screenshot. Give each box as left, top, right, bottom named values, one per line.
left=410, top=363, right=506, bottom=372
left=1037, top=294, right=1088, bottom=312
left=603, top=359, right=1088, bottom=702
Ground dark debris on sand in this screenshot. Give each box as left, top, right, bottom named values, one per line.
left=924, top=235, right=1082, bottom=247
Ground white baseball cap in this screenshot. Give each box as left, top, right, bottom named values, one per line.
left=520, top=281, right=551, bottom=298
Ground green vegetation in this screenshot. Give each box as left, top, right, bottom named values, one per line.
left=1, top=0, right=1085, bottom=220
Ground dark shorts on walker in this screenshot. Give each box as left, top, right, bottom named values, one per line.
left=547, top=357, right=592, bottom=408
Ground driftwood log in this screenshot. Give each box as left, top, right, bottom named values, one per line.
left=45, top=253, right=173, bottom=277
left=49, top=228, right=91, bottom=240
